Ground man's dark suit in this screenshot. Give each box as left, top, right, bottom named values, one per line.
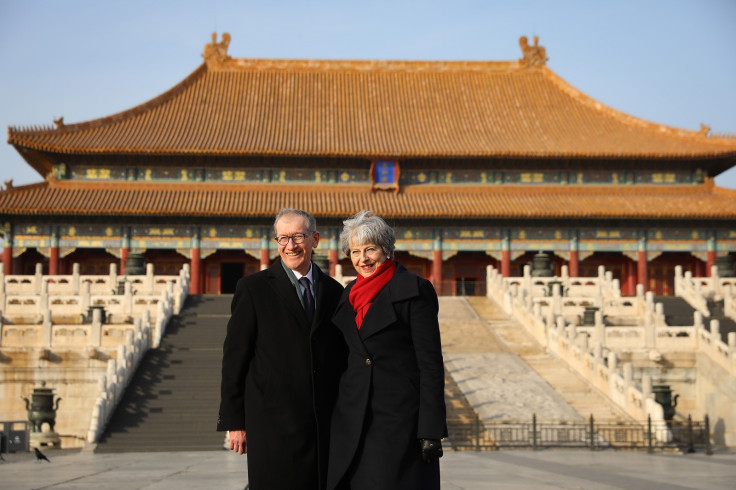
left=218, top=259, right=345, bottom=489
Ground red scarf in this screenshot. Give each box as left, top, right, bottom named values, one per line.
left=349, top=259, right=397, bottom=329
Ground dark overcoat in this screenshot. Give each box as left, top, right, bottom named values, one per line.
left=218, top=259, right=346, bottom=490
left=327, top=264, right=447, bottom=490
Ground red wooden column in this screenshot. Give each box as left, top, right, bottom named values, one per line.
left=120, top=229, right=130, bottom=275
left=568, top=232, right=579, bottom=277
left=625, top=260, right=637, bottom=296
left=637, top=235, right=648, bottom=292
left=694, top=259, right=705, bottom=277
left=49, top=228, right=60, bottom=275
left=328, top=249, right=339, bottom=277
left=500, top=233, right=511, bottom=277
left=327, top=231, right=339, bottom=277
left=260, top=234, right=270, bottom=271
left=2, top=222, right=12, bottom=275
left=432, top=234, right=442, bottom=293
left=190, top=229, right=202, bottom=294
left=706, top=235, right=716, bottom=276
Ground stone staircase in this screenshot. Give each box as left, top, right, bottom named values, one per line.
left=92, top=293, right=638, bottom=452
left=656, top=296, right=699, bottom=326
left=656, top=295, right=736, bottom=342
left=443, top=296, right=631, bottom=423
left=94, top=295, right=231, bottom=452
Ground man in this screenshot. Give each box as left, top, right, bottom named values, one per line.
left=218, top=208, right=346, bottom=489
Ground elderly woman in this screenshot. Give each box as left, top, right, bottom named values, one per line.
left=327, top=210, right=446, bottom=490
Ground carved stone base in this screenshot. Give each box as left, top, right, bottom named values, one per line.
left=31, top=431, right=61, bottom=449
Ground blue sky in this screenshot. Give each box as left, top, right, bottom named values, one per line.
left=1, top=0, right=735, bottom=188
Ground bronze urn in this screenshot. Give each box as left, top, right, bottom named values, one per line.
left=22, top=382, right=62, bottom=433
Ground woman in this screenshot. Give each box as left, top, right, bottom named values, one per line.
left=327, top=210, right=446, bottom=490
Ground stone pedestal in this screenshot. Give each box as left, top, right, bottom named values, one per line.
left=30, top=431, right=61, bottom=449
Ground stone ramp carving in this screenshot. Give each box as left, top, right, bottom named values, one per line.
left=441, top=296, right=631, bottom=423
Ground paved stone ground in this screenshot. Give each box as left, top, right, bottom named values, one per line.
left=1, top=446, right=734, bottom=489
left=2, top=296, right=733, bottom=488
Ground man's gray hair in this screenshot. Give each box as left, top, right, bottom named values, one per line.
left=340, top=210, right=395, bottom=258
left=273, top=208, right=317, bottom=235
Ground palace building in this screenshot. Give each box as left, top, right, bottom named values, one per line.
left=2, top=34, right=736, bottom=295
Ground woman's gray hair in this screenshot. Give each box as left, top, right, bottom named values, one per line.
left=340, top=210, right=396, bottom=258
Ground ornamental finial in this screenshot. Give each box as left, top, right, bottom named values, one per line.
left=203, top=32, right=231, bottom=63
left=518, top=35, right=547, bottom=67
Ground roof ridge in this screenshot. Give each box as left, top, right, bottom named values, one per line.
left=211, top=57, right=523, bottom=74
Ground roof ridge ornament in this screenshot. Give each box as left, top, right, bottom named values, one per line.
left=203, top=32, right=231, bottom=63
left=518, top=35, right=547, bottom=67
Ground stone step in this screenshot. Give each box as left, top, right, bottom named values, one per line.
left=95, top=294, right=231, bottom=453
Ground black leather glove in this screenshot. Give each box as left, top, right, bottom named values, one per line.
left=420, top=438, right=443, bottom=463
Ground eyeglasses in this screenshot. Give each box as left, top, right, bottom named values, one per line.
left=274, top=233, right=313, bottom=246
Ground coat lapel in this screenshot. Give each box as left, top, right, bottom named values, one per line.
left=267, top=260, right=309, bottom=328
left=332, top=284, right=369, bottom=352
left=355, top=264, right=420, bottom=340
left=356, top=286, right=397, bottom=339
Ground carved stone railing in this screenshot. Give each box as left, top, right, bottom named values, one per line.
left=0, top=262, right=190, bottom=445
left=0, top=262, right=188, bottom=306
left=486, top=265, right=736, bottom=427
left=675, top=265, right=736, bottom=320
left=0, top=264, right=189, bottom=349
left=87, top=317, right=151, bottom=444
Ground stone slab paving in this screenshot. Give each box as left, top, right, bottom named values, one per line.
left=1, top=447, right=734, bottom=489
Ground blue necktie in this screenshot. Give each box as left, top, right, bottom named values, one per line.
left=299, top=277, right=314, bottom=323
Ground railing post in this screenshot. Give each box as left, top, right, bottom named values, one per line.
left=705, top=415, right=712, bottom=455
left=687, top=415, right=695, bottom=453
left=532, top=413, right=537, bottom=450
left=589, top=414, right=595, bottom=450
left=475, top=414, right=481, bottom=451
left=647, top=415, right=653, bottom=453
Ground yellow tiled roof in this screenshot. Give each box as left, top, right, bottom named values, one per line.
left=8, top=56, right=736, bottom=159
left=1, top=179, right=734, bottom=220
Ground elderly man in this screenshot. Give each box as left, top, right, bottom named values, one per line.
left=218, top=208, right=345, bottom=489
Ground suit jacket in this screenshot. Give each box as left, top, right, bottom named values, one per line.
left=327, top=263, right=446, bottom=490
left=218, top=259, right=345, bottom=490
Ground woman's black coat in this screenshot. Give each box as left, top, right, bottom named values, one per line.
left=218, top=259, right=345, bottom=490
left=327, top=263, right=446, bottom=490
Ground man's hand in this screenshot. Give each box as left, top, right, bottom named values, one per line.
left=229, top=429, right=247, bottom=454
left=420, top=438, right=443, bottom=463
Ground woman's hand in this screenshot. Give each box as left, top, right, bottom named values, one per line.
left=420, top=438, right=443, bottom=462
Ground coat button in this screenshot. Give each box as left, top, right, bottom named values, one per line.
left=365, top=358, right=372, bottom=366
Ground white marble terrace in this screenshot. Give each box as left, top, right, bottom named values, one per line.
left=487, top=263, right=736, bottom=445
left=0, top=262, right=190, bottom=447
